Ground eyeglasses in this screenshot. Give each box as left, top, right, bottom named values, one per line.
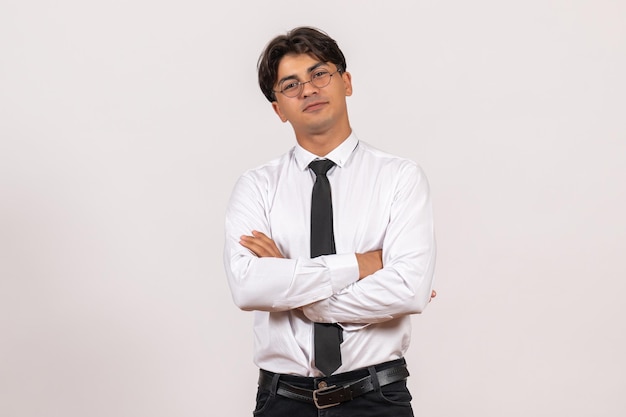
left=274, top=69, right=340, bottom=98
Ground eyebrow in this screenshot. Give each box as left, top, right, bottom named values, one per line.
left=277, top=62, right=329, bottom=86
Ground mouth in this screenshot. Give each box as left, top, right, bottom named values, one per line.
left=302, top=101, right=328, bottom=112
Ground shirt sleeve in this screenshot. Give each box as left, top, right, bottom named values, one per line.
left=223, top=173, right=359, bottom=312
left=301, top=163, right=437, bottom=324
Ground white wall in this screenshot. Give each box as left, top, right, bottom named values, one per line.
left=1, top=1, right=624, bottom=416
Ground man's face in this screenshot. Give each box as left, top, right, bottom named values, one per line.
left=271, top=53, right=352, bottom=137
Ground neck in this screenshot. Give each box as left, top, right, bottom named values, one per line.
left=295, top=124, right=352, bottom=157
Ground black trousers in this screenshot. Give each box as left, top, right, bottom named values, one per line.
left=253, top=359, right=414, bottom=417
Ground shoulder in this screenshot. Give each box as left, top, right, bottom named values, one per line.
left=354, top=141, right=431, bottom=200
left=232, top=147, right=297, bottom=196
left=239, top=147, right=295, bottom=181
left=355, top=140, right=424, bottom=175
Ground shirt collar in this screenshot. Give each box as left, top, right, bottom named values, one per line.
left=293, top=132, right=359, bottom=171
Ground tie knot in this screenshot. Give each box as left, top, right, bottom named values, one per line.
left=309, top=159, right=336, bottom=176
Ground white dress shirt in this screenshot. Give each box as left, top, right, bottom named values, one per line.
left=223, top=133, right=436, bottom=376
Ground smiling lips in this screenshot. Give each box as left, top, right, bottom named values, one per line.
left=302, top=100, right=328, bottom=112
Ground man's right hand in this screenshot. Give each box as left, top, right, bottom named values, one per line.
left=356, top=250, right=383, bottom=279
left=356, top=250, right=438, bottom=301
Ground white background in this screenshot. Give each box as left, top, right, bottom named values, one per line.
left=1, top=1, right=625, bottom=416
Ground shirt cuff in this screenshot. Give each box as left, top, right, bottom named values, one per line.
left=323, top=253, right=359, bottom=294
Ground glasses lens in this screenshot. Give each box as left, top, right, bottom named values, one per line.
left=281, top=81, right=301, bottom=97
left=311, top=71, right=332, bottom=88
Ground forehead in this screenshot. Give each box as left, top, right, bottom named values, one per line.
left=276, top=53, right=329, bottom=80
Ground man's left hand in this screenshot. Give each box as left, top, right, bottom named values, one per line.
left=240, top=230, right=284, bottom=258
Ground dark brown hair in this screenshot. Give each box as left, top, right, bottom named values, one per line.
left=257, top=26, right=347, bottom=102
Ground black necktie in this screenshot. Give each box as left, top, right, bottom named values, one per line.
left=309, top=159, right=342, bottom=376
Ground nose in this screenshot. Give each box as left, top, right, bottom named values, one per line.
left=301, top=80, right=319, bottom=98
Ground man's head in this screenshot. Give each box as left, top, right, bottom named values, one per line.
left=257, top=27, right=348, bottom=103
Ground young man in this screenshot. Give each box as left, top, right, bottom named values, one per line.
left=223, top=27, right=436, bottom=416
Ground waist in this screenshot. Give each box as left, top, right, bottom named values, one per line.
left=253, top=313, right=412, bottom=375
left=258, top=358, right=410, bottom=409
left=260, top=358, right=407, bottom=389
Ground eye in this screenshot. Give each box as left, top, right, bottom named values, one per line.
left=312, top=70, right=330, bottom=79
left=281, top=81, right=300, bottom=92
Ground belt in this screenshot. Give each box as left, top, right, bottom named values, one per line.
left=258, top=363, right=410, bottom=409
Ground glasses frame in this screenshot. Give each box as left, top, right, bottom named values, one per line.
left=273, top=69, right=341, bottom=98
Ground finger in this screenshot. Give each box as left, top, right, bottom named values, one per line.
left=240, top=235, right=283, bottom=258
left=239, top=236, right=262, bottom=256
left=246, top=231, right=275, bottom=249
left=240, top=232, right=271, bottom=246
left=251, top=230, right=271, bottom=240
left=249, top=231, right=284, bottom=257
left=240, top=236, right=272, bottom=257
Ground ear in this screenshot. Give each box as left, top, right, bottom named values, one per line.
left=342, top=71, right=353, bottom=97
left=272, top=101, right=289, bottom=123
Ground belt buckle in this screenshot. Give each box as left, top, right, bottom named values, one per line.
left=313, top=385, right=339, bottom=409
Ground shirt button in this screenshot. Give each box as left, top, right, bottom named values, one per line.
left=318, top=381, right=328, bottom=389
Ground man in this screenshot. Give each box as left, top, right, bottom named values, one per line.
left=223, top=26, right=436, bottom=416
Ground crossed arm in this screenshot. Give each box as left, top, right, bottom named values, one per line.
left=239, top=230, right=436, bottom=301
left=225, top=163, right=436, bottom=322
